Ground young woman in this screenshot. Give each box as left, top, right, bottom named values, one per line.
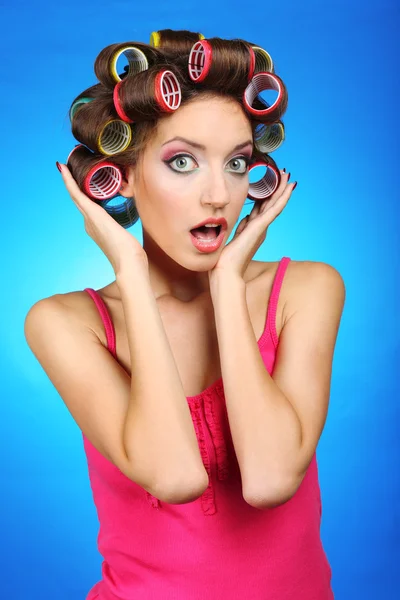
left=25, top=29, right=345, bottom=600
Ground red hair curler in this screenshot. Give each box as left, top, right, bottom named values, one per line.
left=83, top=163, right=123, bottom=200
left=113, top=81, right=134, bottom=123
left=67, top=146, right=123, bottom=200
left=66, top=144, right=88, bottom=164
left=113, top=69, right=181, bottom=123
left=247, top=161, right=280, bottom=201
left=188, top=39, right=255, bottom=84
left=243, top=72, right=286, bottom=122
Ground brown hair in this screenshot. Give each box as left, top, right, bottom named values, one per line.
left=67, top=29, right=288, bottom=227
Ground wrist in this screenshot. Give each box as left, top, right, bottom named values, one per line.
left=209, top=269, right=245, bottom=298
left=116, top=258, right=150, bottom=285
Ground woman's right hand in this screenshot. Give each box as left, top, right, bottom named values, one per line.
left=57, top=163, right=148, bottom=275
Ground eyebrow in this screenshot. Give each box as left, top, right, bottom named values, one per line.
left=161, top=136, right=253, bottom=155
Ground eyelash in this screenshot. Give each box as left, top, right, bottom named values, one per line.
left=164, top=153, right=252, bottom=176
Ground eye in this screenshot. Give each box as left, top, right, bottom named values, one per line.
left=165, top=154, right=197, bottom=173
left=228, top=156, right=251, bottom=174
left=165, top=153, right=251, bottom=175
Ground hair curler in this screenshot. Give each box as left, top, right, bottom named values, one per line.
left=113, top=68, right=181, bottom=123
left=251, top=46, right=274, bottom=74
left=253, top=122, right=285, bottom=153
left=247, top=161, right=280, bottom=201
left=188, top=39, right=255, bottom=84
left=69, top=97, right=94, bottom=121
left=243, top=72, right=287, bottom=123
left=97, top=195, right=140, bottom=229
left=109, top=46, right=149, bottom=84
left=67, top=144, right=123, bottom=200
left=149, top=30, right=205, bottom=48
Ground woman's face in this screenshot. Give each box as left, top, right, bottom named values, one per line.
left=129, top=96, right=254, bottom=270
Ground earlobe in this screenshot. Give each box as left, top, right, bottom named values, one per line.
left=119, top=165, right=136, bottom=198
left=119, top=180, right=135, bottom=198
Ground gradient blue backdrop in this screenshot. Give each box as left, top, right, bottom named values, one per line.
left=1, top=0, right=398, bottom=598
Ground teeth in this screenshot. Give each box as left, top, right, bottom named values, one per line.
left=204, top=224, right=219, bottom=227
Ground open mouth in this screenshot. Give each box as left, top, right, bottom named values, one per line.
left=190, top=225, right=222, bottom=240
left=189, top=225, right=225, bottom=253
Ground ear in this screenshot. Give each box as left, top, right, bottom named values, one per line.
left=118, top=164, right=136, bottom=198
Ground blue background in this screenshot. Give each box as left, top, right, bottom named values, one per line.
left=1, top=0, right=399, bottom=598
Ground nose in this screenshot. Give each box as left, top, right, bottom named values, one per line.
left=200, top=170, right=231, bottom=209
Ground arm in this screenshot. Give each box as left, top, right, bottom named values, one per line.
left=210, top=261, right=345, bottom=509
left=24, top=266, right=208, bottom=505
left=116, top=264, right=208, bottom=500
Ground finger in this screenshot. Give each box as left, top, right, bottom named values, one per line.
left=247, top=201, right=262, bottom=222
left=233, top=214, right=250, bottom=237
left=273, top=169, right=292, bottom=199
left=259, top=172, right=293, bottom=214
left=58, top=163, right=93, bottom=215
left=261, top=180, right=294, bottom=218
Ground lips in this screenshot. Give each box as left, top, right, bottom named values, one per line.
left=189, top=226, right=226, bottom=253
left=190, top=217, right=228, bottom=231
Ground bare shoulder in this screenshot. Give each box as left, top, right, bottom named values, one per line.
left=285, top=259, right=345, bottom=296
left=258, top=259, right=345, bottom=325
left=25, top=288, right=111, bottom=349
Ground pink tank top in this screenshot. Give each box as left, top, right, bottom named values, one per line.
left=82, top=257, right=333, bottom=600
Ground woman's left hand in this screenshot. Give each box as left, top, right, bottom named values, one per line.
left=209, top=170, right=296, bottom=284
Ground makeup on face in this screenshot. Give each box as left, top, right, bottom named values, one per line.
left=156, top=136, right=253, bottom=254
left=160, top=136, right=253, bottom=165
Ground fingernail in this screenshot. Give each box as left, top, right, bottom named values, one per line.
left=287, top=172, right=291, bottom=181
left=56, top=161, right=62, bottom=173
left=292, top=181, right=298, bottom=190
left=283, top=168, right=286, bottom=173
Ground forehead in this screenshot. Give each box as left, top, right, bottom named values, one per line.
left=154, top=96, right=252, bottom=144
